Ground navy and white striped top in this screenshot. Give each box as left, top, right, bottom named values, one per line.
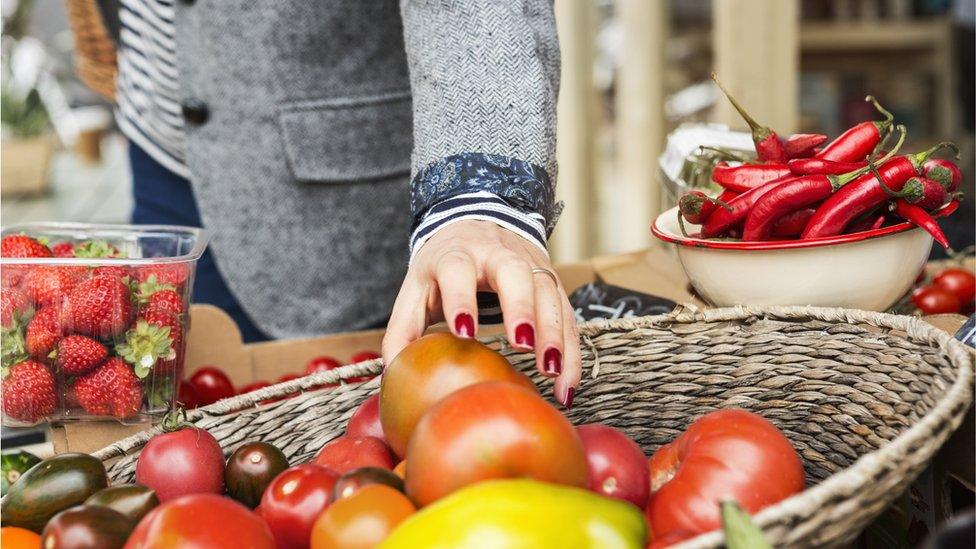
left=114, top=1, right=549, bottom=259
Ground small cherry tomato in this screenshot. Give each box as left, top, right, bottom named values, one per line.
left=225, top=442, right=290, bottom=509
left=313, top=435, right=394, bottom=474
left=332, top=467, right=404, bottom=502
left=136, top=427, right=225, bottom=502
left=912, top=286, right=961, bottom=315
left=189, top=367, right=235, bottom=406
left=932, top=268, right=976, bottom=306
left=176, top=381, right=199, bottom=409
left=350, top=351, right=381, bottom=363
left=577, top=423, right=649, bottom=508
left=346, top=394, right=384, bottom=441
left=123, top=494, right=274, bottom=548
left=259, top=464, right=339, bottom=549
left=310, top=485, right=415, bottom=549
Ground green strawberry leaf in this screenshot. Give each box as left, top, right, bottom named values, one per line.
left=115, top=320, right=174, bottom=379
left=134, top=275, right=177, bottom=305
left=74, top=240, right=127, bottom=259
left=1, top=323, right=29, bottom=373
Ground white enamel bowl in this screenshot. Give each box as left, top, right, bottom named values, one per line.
left=651, top=202, right=957, bottom=311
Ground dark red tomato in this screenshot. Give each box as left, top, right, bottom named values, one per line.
left=123, top=494, right=274, bottom=548
left=646, top=409, right=804, bottom=540
left=305, top=356, right=342, bottom=375
left=259, top=464, right=339, bottom=549
left=331, top=467, right=404, bottom=502
left=176, top=381, right=200, bottom=409
left=932, top=268, right=976, bottom=306
left=912, top=286, right=961, bottom=315
left=135, top=427, right=225, bottom=502
left=189, top=367, right=235, bottom=406
left=238, top=381, right=271, bottom=394
left=576, top=424, right=649, bottom=508
left=312, top=435, right=394, bottom=474
left=346, top=394, right=385, bottom=441
left=350, top=350, right=381, bottom=363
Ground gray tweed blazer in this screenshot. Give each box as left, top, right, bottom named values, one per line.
left=174, top=0, right=559, bottom=338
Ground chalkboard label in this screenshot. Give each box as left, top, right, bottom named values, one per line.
left=568, top=282, right=677, bottom=322
left=955, top=314, right=976, bottom=348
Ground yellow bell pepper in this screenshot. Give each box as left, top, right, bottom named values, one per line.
left=380, top=479, right=647, bottom=549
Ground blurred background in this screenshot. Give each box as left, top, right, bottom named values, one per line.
left=1, top=0, right=973, bottom=262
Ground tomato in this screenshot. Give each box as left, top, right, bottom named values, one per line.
left=933, top=268, right=976, bottom=306
left=312, top=435, right=393, bottom=474
left=350, top=350, right=381, bottom=363
left=225, top=442, right=290, bottom=509
left=277, top=373, right=301, bottom=383
left=380, top=332, right=536, bottom=456
left=647, top=530, right=698, bottom=548
left=310, top=485, right=414, bottom=549
left=259, top=464, right=339, bottom=549
left=645, top=409, right=804, bottom=540
left=238, top=381, right=271, bottom=394
left=123, top=494, right=274, bottom=549
left=135, top=427, right=225, bottom=502
left=576, top=423, right=649, bottom=508
left=393, top=461, right=406, bottom=479
left=912, top=286, right=961, bottom=315
left=175, top=381, right=199, bottom=409
left=332, top=467, right=404, bottom=502
left=405, top=381, right=588, bottom=507
left=1, top=527, right=41, bottom=549
left=305, top=356, right=341, bottom=375
left=189, top=367, right=235, bottom=406
left=346, top=394, right=384, bottom=441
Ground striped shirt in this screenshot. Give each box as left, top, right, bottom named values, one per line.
left=114, top=2, right=549, bottom=262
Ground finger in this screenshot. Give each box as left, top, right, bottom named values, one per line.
left=434, top=250, right=479, bottom=338
left=382, top=276, right=432, bottom=365
left=553, top=294, right=582, bottom=409
left=485, top=251, right=536, bottom=351
left=531, top=269, right=564, bottom=378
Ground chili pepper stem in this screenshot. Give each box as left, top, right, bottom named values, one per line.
left=711, top=73, right=771, bottom=138
left=677, top=209, right=690, bottom=238
left=865, top=95, right=894, bottom=125
left=911, top=142, right=961, bottom=166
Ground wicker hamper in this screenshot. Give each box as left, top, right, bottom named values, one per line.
left=93, top=306, right=975, bottom=548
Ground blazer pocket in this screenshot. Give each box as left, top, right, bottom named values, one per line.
left=278, top=91, right=413, bottom=183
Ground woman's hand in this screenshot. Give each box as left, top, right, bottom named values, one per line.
left=382, top=219, right=580, bottom=408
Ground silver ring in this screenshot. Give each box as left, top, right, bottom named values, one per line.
left=531, top=267, right=559, bottom=285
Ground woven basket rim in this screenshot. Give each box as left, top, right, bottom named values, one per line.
left=90, top=305, right=975, bottom=548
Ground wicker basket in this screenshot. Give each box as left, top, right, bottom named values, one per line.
left=65, top=0, right=117, bottom=101
left=93, top=306, right=974, bottom=548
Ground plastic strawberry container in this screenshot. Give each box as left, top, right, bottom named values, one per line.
left=1, top=223, right=208, bottom=426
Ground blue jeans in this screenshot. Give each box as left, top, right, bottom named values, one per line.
left=129, top=143, right=269, bottom=342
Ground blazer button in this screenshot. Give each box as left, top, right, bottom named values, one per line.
left=181, top=100, right=209, bottom=125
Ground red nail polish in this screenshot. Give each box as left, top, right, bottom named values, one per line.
left=454, top=313, right=474, bottom=338
left=543, top=347, right=561, bottom=376
left=515, top=323, right=535, bottom=349
left=562, top=387, right=575, bottom=410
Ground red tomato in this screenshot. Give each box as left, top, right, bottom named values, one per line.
left=277, top=373, right=301, bottom=383
left=380, top=333, right=536, bottom=457
left=346, top=394, right=385, bottom=441
left=310, top=485, right=414, bottom=549
left=313, top=435, right=394, bottom=474
left=123, top=494, right=274, bottom=549
left=912, top=286, right=961, bottom=315
left=577, top=423, right=649, bottom=508
left=645, top=409, right=804, bottom=540
left=306, top=356, right=342, bottom=375
left=647, top=530, right=698, bottom=548
left=350, top=350, right=381, bottom=363
left=136, top=427, right=225, bottom=502
left=932, top=268, right=976, bottom=306
left=405, top=381, right=588, bottom=507
left=238, top=380, right=271, bottom=394
left=176, top=381, right=199, bottom=409
left=189, top=367, right=235, bottom=405
left=259, top=464, right=339, bottom=549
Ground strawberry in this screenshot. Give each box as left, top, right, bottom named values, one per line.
left=1, top=235, right=53, bottom=258
left=52, top=335, right=108, bottom=375
left=25, top=306, right=62, bottom=359
left=115, top=319, right=175, bottom=378
left=73, top=357, right=144, bottom=419
left=2, top=359, right=57, bottom=423
left=139, top=310, right=184, bottom=374
left=1, top=287, right=31, bottom=328
left=134, top=265, right=189, bottom=287
left=92, top=265, right=130, bottom=280
left=146, top=290, right=185, bottom=316
left=63, top=275, right=132, bottom=338
left=24, top=266, right=85, bottom=306
left=51, top=242, right=76, bottom=257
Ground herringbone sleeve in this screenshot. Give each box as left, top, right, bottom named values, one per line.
left=401, top=0, right=560, bottom=223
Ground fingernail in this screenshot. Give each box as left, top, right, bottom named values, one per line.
left=454, top=313, right=474, bottom=338
left=515, top=323, right=535, bottom=349
left=562, top=387, right=576, bottom=410
left=543, top=347, right=561, bottom=377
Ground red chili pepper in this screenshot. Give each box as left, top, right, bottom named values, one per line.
left=801, top=140, right=955, bottom=239
left=788, top=158, right=867, bottom=176
left=678, top=189, right=737, bottom=225
left=712, top=74, right=787, bottom=162
left=921, top=158, right=963, bottom=193
left=815, top=96, right=894, bottom=162
left=845, top=207, right=887, bottom=234
left=891, top=200, right=950, bottom=249
left=770, top=208, right=816, bottom=238
left=783, top=134, right=828, bottom=159
left=711, top=162, right=792, bottom=193
left=895, top=176, right=950, bottom=211
left=700, top=175, right=798, bottom=238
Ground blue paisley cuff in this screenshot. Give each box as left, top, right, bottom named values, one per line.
left=410, top=152, right=559, bottom=234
